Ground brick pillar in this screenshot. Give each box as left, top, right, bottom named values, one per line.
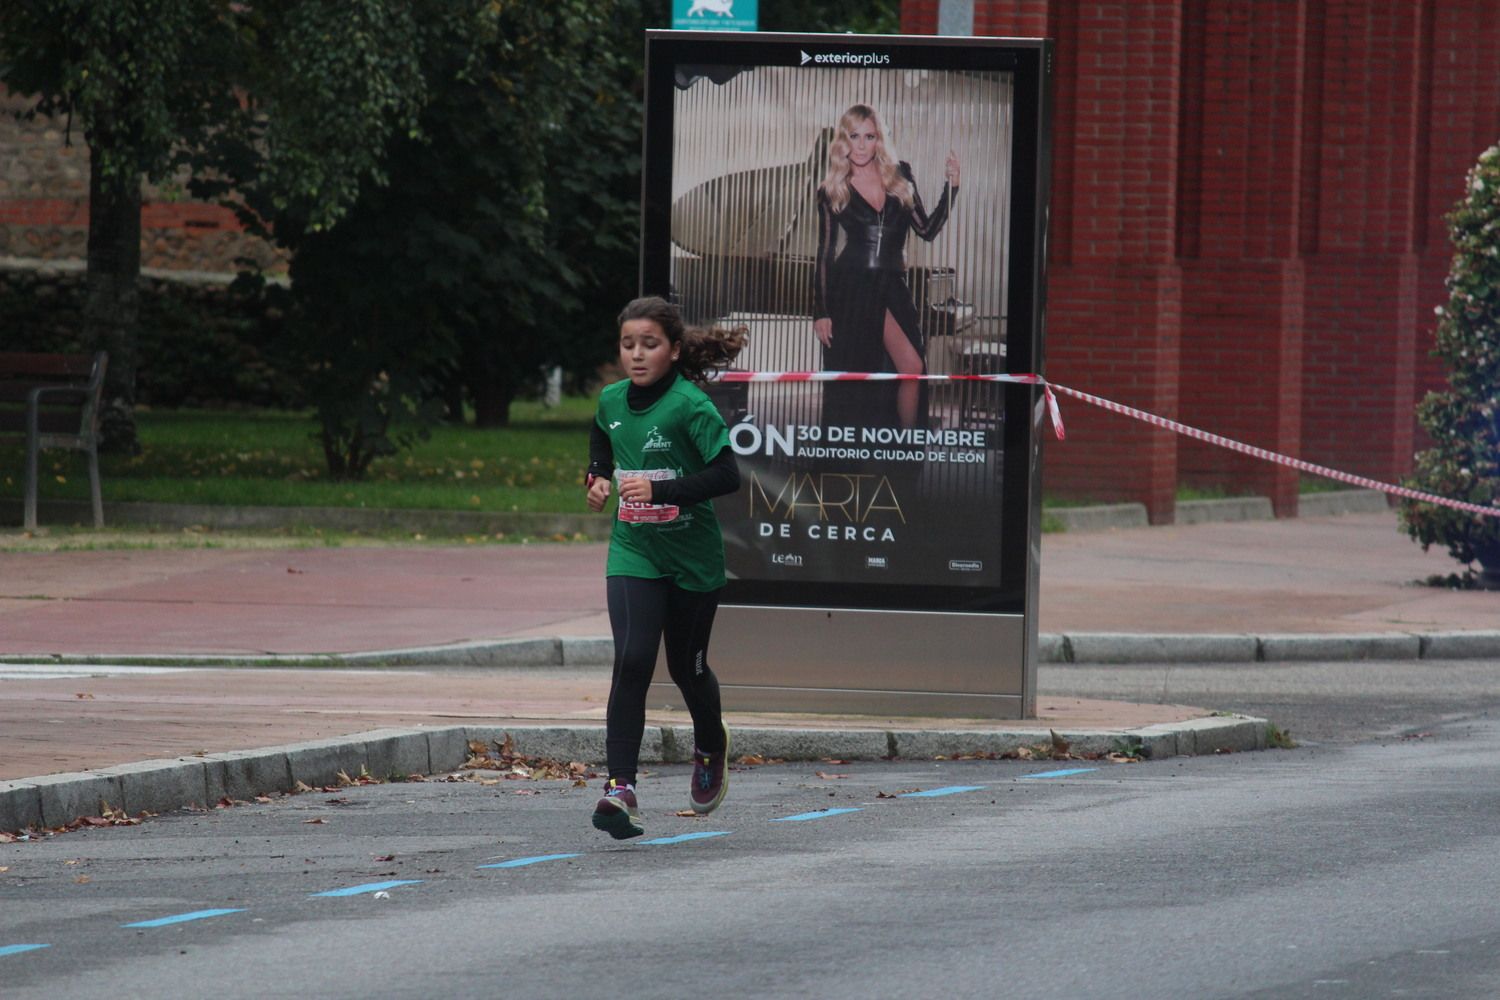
left=1176, top=0, right=1308, bottom=517
left=971, top=0, right=1186, bottom=523
left=1298, top=0, right=1427, bottom=483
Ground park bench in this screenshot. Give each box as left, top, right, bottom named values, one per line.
left=0, top=351, right=108, bottom=531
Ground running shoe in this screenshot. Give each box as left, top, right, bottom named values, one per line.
left=591, top=779, right=644, bottom=839
left=689, top=722, right=730, bottom=815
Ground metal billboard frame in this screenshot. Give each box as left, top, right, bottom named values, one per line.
left=641, top=31, right=1053, bottom=719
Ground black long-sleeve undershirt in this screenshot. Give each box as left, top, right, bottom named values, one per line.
left=588, top=372, right=741, bottom=506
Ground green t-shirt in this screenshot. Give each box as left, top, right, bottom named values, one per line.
left=596, top=376, right=730, bottom=591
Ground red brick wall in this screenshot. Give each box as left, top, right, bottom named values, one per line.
left=908, top=0, right=1500, bottom=520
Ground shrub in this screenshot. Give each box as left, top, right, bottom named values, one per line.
left=1401, top=143, right=1500, bottom=583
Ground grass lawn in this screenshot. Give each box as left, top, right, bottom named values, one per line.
left=4, top=397, right=1365, bottom=521
left=1, top=397, right=597, bottom=514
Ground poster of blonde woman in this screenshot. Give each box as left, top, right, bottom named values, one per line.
left=642, top=33, right=1051, bottom=617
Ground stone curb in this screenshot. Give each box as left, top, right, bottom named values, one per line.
left=0, top=716, right=1271, bottom=835
left=1042, top=629, right=1500, bottom=664
left=6, top=629, right=1500, bottom=669
left=1048, top=503, right=1148, bottom=532
left=1175, top=496, right=1275, bottom=525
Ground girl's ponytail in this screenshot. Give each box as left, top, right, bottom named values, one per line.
left=617, top=296, right=748, bottom=385
left=677, top=323, right=748, bottom=384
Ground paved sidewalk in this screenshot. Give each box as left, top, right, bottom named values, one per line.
left=2, top=509, right=1497, bottom=830
left=3, top=510, right=1495, bottom=657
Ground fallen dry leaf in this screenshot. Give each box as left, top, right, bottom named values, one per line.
left=821, top=758, right=852, bottom=765
left=254, top=796, right=273, bottom=804
left=373, top=854, right=396, bottom=862
left=64, top=859, right=80, bottom=865
left=1050, top=730, right=1072, bottom=757
left=0, top=833, right=18, bottom=844
left=303, top=818, right=327, bottom=825
left=294, top=781, right=316, bottom=794
left=814, top=771, right=850, bottom=780
left=286, top=567, right=305, bottom=574
left=74, top=875, right=91, bottom=884
left=0, top=866, right=9, bottom=873
left=459, top=733, right=601, bottom=782
left=74, top=692, right=94, bottom=700
left=734, top=754, right=786, bottom=767
left=672, top=809, right=701, bottom=817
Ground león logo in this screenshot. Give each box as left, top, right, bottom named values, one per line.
left=686, top=0, right=735, bottom=16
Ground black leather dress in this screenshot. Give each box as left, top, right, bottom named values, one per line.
left=813, top=161, right=955, bottom=427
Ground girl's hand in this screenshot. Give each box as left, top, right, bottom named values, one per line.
left=586, top=474, right=612, bottom=512
left=945, top=149, right=960, bottom=187
left=814, top=318, right=833, bottom=348
left=617, top=476, right=654, bottom=505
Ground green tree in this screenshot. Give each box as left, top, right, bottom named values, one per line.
left=1401, top=143, right=1500, bottom=587
left=210, top=1, right=643, bottom=477
left=0, top=0, right=430, bottom=451
left=760, top=0, right=900, bottom=32
left=0, top=1, right=234, bottom=451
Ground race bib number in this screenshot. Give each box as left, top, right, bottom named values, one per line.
left=616, top=468, right=680, bottom=524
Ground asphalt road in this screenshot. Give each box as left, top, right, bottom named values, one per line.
left=5, top=700, right=1500, bottom=999
left=1041, top=657, right=1500, bottom=745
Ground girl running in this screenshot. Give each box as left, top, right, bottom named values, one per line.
left=585, top=296, right=747, bottom=839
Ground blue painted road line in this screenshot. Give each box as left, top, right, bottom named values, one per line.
left=640, top=831, right=732, bottom=845
left=772, top=808, right=863, bottom=822
left=123, top=908, right=246, bottom=928
left=1019, top=768, right=1098, bottom=779
left=311, top=880, right=424, bottom=897
left=0, top=944, right=50, bottom=958
left=899, top=786, right=983, bottom=798
left=478, top=853, right=583, bottom=869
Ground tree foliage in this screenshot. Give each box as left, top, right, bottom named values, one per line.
left=2, top=0, right=902, bottom=476
left=0, top=0, right=238, bottom=451
left=0, top=0, right=436, bottom=454
left=1402, top=143, right=1500, bottom=582
left=210, top=1, right=648, bottom=477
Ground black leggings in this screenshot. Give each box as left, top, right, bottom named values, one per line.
left=605, top=575, right=726, bottom=784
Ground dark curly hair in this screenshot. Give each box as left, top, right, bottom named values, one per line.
left=617, top=296, right=747, bottom=385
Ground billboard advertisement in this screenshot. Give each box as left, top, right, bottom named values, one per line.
left=642, top=32, right=1050, bottom=624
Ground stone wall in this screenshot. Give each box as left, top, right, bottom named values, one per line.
left=0, top=91, right=285, bottom=274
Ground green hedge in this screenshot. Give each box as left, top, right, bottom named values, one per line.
left=0, top=264, right=301, bottom=409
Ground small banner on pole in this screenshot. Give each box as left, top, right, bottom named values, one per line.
left=672, top=0, right=758, bottom=32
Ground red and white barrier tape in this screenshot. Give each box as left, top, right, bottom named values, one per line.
left=714, top=370, right=1067, bottom=439
left=712, top=369, right=1500, bottom=519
